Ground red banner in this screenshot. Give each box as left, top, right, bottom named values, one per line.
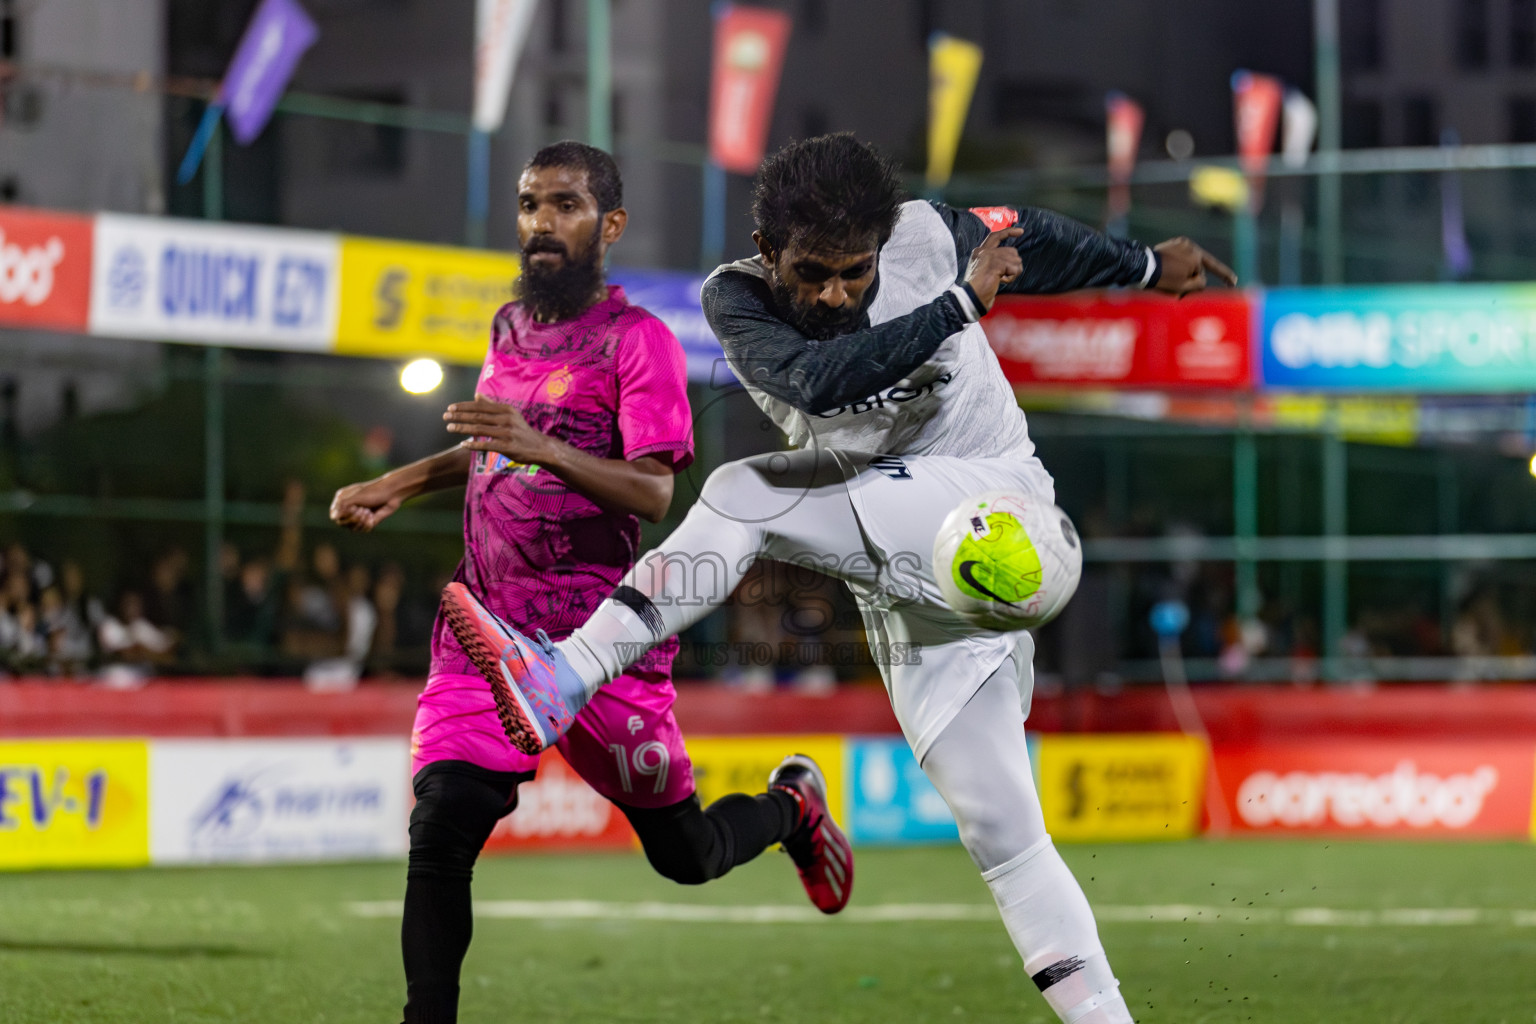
left=1104, top=92, right=1143, bottom=223
left=1212, top=741, right=1536, bottom=838
left=983, top=291, right=1253, bottom=389
left=708, top=5, right=793, bottom=174
left=0, top=206, right=93, bottom=332
left=482, top=748, right=636, bottom=854
left=1232, top=70, right=1283, bottom=206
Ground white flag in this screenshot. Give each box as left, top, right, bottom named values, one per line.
left=1281, top=89, right=1317, bottom=169
left=473, top=0, right=539, bottom=133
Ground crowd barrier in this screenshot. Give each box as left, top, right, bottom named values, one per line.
left=2, top=681, right=1533, bottom=869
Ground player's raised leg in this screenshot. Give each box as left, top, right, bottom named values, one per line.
left=443, top=448, right=878, bottom=754
left=920, top=647, right=1134, bottom=1024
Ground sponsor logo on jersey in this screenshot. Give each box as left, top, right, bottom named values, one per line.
left=969, top=206, right=1022, bottom=232
left=867, top=455, right=912, bottom=480
left=545, top=365, right=573, bottom=399
left=813, top=372, right=955, bottom=419
left=476, top=451, right=538, bottom=476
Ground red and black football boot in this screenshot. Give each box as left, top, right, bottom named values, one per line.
left=768, top=754, right=854, bottom=914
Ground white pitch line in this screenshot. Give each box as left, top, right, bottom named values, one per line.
left=347, top=900, right=1536, bottom=927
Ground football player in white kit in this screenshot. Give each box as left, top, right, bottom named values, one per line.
left=443, top=133, right=1235, bottom=1024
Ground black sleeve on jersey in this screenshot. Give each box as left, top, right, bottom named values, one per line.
left=930, top=202, right=1157, bottom=294
left=701, top=269, right=973, bottom=416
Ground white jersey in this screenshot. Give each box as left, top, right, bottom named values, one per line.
left=714, top=202, right=1047, bottom=487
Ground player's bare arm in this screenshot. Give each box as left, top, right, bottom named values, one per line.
left=1151, top=235, right=1238, bottom=294
left=329, top=446, right=474, bottom=533
left=443, top=394, right=674, bottom=522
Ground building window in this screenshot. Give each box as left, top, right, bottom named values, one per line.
left=549, top=0, right=568, bottom=53
left=1342, top=0, right=1382, bottom=71
left=1, top=0, right=18, bottom=59
left=1508, top=97, right=1536, bottom=141
left=1456, top=0, right=1490, bottom=70
left=801, top=0, right=826, bottom=34
left=1402, top=95, right=1438, bottom=146
left=1513, top=0, right=1536, bottom=66
left=324, top=90, right=407, bottom=177
left=1343, top=98, right=1384, bottom=148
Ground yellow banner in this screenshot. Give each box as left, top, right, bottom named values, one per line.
left=1267, top=394, right=1419, bottom=446
left=1037, top=733, right=1207, bottom=841
left=335, top=236, right=519, bottom=365
left=0, top=740, right=150, bottom=869
left=686, top=735, right=846, bottom=824
left=926, top=34, right=983, bottom=189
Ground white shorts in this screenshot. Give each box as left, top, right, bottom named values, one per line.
left=828, top=450, right=1052, bottom=762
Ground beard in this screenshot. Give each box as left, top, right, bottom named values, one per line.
left=770, top=276, right=872, bottom=341
left=516, top=225, right=605, bottom=321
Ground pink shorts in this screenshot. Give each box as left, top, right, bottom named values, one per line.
left=410, top=671, right=697, bottom=809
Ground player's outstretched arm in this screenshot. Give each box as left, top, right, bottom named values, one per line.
left=443, top=396, right=675, bottom=522
left=934, top=203, right=1235, bottom=295
left=703, top=270, right=981, bottom=416
left=329, top=446, right=473, bottom=533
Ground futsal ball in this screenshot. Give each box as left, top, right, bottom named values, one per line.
left=933, top=490, right=1083, bottom=630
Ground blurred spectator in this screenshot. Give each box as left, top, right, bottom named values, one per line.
left=144, top=547, right=194, bottom=640
left=97, top=590, right=177, bottom=687
left=368, top=562, right=405, bottom=675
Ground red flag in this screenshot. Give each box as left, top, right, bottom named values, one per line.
left=1231, top=71, right=1283, bottom=207
left=708, top=5, right=793, bottom=174
left=1105, top=92, right=1144, bottom=224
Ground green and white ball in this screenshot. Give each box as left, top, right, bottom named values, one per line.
left=933, top=490, right=1082, bottom=630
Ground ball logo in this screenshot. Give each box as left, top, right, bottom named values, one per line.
left=1236, top=760, right=1499, bottom=830
left=0, top=230, right=65, bottom=307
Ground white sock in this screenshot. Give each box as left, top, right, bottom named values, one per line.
left=983, top=837, right=1135, bottom=1024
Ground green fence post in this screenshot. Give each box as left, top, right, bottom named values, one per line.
left=1322, top=423, right=1348, bottom=678
left=587, top=0, right=612, bottom=152
left=1234, top=416, right=1259, bottom=618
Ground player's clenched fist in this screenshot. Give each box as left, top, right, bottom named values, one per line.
left=964, top=227, right=1025, bottom=311
left=1151, top=236, right=1238, bottom=295
left=330, top=479, right=404, bottom=533
left=443, top=394, right=553, bottom=465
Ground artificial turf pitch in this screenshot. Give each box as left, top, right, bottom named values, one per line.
left=1, top=840, right=1531, bottom=1023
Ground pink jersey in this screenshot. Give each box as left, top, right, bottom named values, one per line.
left=429, top=285, right=694, bottom=680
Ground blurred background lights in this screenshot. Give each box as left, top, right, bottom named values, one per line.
left=400, top=358, right=444, bottom=394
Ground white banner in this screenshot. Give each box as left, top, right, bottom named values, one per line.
left=473, top=0, right=539, bottom=133
left=149, top=739, right=409, bottom=864
left=89, top=213, right=339, bottom=350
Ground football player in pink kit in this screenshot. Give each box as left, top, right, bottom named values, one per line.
left=330, top=142, right=851, bottom=1024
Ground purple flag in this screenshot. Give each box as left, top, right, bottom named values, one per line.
left=220, top=0, right=319, bottom=145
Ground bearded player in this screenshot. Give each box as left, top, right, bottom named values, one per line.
left=443, top=134, right=1234, bottom=1023
left=330, top=141, right=850, bottom=1024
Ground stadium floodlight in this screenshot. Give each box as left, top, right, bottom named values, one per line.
left=400, top=358, right=444, bottom=394
left=1529, top=453, right=1536, bottom=478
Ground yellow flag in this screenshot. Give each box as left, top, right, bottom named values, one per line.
left=927, top=34, right=983, bottom=189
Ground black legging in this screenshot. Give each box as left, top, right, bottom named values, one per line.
left=401, top=760, right=797, bottom=1024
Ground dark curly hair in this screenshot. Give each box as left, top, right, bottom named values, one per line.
left=525, top=140, right=623, bottom=213
left=751, top=133, right=904, bottom=255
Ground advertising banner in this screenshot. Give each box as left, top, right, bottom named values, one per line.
left=610, top=269, right=726, bottom=384
left=926, top=34, right=984, bottom=189
left=0, top=739, right=150, bottom=870
left=473, top=0, right=540, bottom=133
left=708, top=5, right=793, bottom=174
left=90, top=213, right=339, bottom=351
left=148, top=739, right=409, bottom=864
left=847, top=736, right=958, bottom=845
left=482, top=748, right=635, bottom=853
left=1260, top=285, right=1536, bottom=391
left=986, top=291, right=1252, bottom=389
left=1104, top=91, right=1143, bottom=225
left=0, top=206, right=94, bottom=332
left=220, top=0, right=319, bottom=145
left=335, top=236, right=517, bottom=365
left=687, top=735, right=846, bottom=822
left=1232, top=70, right=1283, bottom=207
left=1036, top=733, right=1207, bottom=841
left=1213, top=740, right=1536, bottom=838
